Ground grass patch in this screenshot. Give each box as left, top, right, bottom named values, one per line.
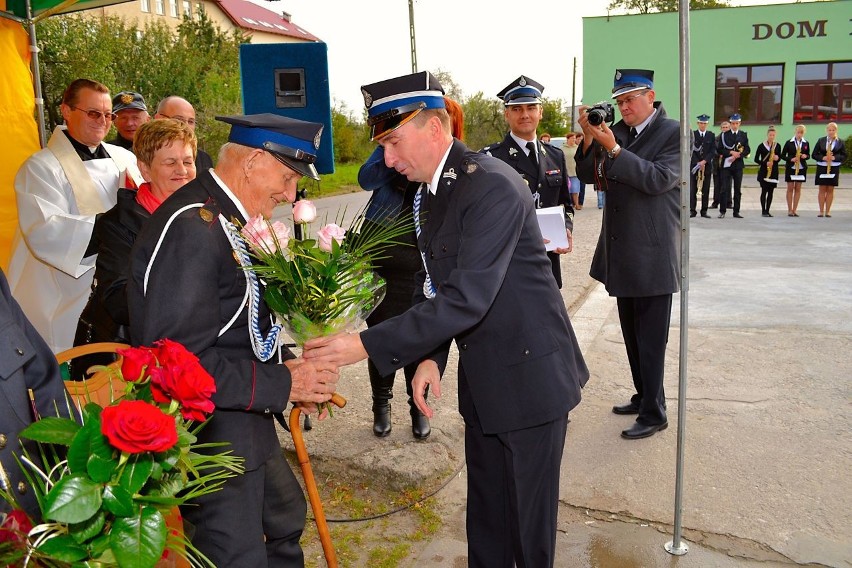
left=367, top=543, right=411, bottom=567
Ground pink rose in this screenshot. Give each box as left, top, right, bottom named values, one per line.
left=293, top=200, right=317, bottom=224
left=242, top=215, right=290, bottom=254
left=316, top=223, right=345, bottom=252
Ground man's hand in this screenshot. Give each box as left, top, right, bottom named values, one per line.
left=284, top=357, right=340, bottom=404
left=553, top=229, right=573, bottom=254
left=411, top=360, right=441, bottom=418
left=577, top=106, right=617, bottom=152
left=730, top=151, right=741, bottom=159
left=302, top=332, right=368, bottom=366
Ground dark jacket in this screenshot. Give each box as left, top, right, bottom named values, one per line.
left=361, top=140, right=588, bottom=435
left=575, top=101, right=681, bottom=298
left=691, top=129, right=716, bottom=166
left=717, top=129, right=751, bottom=172
left=754, top=141, right=782, bottom=183
left=127, top=170, right=294, bottom=470
left=779, top=138, right=810, bottom=181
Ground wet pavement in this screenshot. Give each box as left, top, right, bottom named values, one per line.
left=277, top=179, right=851, bottom=567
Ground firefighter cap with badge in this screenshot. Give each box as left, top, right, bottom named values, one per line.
left=496, top=75, right=545, bottom=106
left=216, top=113, right=323, bottom=180
left=362, top=71, right=446, bottom=141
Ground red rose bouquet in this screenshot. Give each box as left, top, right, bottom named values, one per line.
left=0, top=339, right=243, bottom=568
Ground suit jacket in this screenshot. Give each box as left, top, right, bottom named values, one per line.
left=717, top=129, right=750, bottom=172
left=481, top=134, right=573, bottom=287
left=779, top=138, right=810, bottom=178
left=0, top=269, right=71, bottom=520
left=691, top=129, right=716, bottom=167
left=361, top=140, right=588, bottom=435
left=127, top=170, right=294, bottom=470
left=575, top=101, right=681, bottom=298
left=811, top=136, right=847, bottom=166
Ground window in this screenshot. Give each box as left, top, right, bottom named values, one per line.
left=182, top=0, right=191, bottom=17
left=793, top=61, right=852, bottom=123
left=714, top=64, right=783, bottom=124
left=170, top=0, right=178, bottom=17
left=155, top=0, right=164, bottom=15
left=140, top=0, right=150, bottom=12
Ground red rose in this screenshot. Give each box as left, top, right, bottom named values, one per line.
left=0, top=509, right=33, bottom=546
left=117, top=346, right=157, bottom=382
left=150, top=340, right=216, bottom=421
left=101, top=400, right=178, bottom=454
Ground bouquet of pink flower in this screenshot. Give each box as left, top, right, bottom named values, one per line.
left=0, top=340, right=243, bottom=568
left=238, top=200, right=413, bottom=345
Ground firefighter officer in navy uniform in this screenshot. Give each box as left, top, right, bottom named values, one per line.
left=690, top=114, right=715, bottom=218
left=481, top=76, right=574, bottom=288
left=716, top=113, right=750, bottom=218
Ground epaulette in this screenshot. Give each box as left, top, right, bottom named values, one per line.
left=461, top=156, right=483, bottom=176
left=198, top=198, right=220, bottom=225
left=479, top=140, right=504, bottom=156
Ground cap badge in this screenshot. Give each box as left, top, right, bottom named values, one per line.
left=314, top=126, right=323, bottom=150
left=519, top=77, right=527, bottom=87
left=362, top=88, right=373, bottom=108
left=121, top=93, right=134, bottom=104
left=615, top=71, right=622, bottom=80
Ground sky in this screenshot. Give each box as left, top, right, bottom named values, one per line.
left=250, top=0, right=801, bottom=115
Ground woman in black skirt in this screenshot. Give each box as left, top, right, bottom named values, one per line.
left=812, top=122, right=846, bottom=217
left=780, top=124, right=809, bottom=217
left=754, top=125, right=781, bottom=217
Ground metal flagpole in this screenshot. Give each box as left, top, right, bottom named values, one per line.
left=26, top=0, right=48, bottom=148
left=665, top=0, right=691, bottom=557
left=408, top=0, right=417, bottom=73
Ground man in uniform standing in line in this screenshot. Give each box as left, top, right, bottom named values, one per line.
left=575, top=69, right=680, bottom=440
left=481, top=76, right=573, bottom=288
left=690, top=114, right=715, bottom=218
left=108, top=91, right=150, bottom=151
left=7, top=78, right=142, bottom=353
left=717, top=113, right=750, bottom=218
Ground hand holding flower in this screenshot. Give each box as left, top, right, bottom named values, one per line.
left=303, top=332, right=369, bottom=367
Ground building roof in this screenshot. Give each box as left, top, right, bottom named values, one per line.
left=215, top=0, right=321, bottom=41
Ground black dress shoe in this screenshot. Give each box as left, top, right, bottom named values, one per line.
left=718, top=213, right=726, bottom=218
left=411, top=412, right=431, bottom=439
left=690, top=212, right=697, bottom=218
left=733, top=213, right=743, bottom=218
left=700, top=212, right=711, bottom=218
left=621, top=421, right=668, bottom=440
left=373, top=404, right=392, bottom=437
left=612, top=402, right=640, bottom=415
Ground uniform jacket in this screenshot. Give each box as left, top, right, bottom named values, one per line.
left=77, top=188, right=150, bottom=345
left=361, top=140, right=589, bottom=435
left=127, top=171, right=294, bottom=470
left=482, top=134, right=573, bottom=287
left=811, top=136, right=847, bottom=168
left=7, top=126, right=140, bottom=352
left=575, top=101, right=681, bottom=298
left=717, top=128, right=750, bottom=172
left=691, top=129, right=716, bottom=167
left=779, top=138, right=810, bottom=178
left=754, top=141, right=782, bottom=183
left=0, top=269, right=71, bottom=520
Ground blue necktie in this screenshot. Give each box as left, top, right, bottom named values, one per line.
left=413, top=184, right=436, bottom=299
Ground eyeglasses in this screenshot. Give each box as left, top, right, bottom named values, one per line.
left=615, top=90, right=648, bottom=107
left=159, top=114, right=196, bottom=126
left=71, top=106, right=114, bottom=121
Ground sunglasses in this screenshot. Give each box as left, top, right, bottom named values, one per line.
left=71, top=106, right=114, bottom=121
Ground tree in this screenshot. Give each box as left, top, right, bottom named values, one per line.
left=432, top=68, right=464, bottom=102
left=460, top=92, right=504, bottom=152
left=540, top=98, right=570, bottom=137
left=607, top=0, right=729, bottom=13
left=331, top=100, right=372, bottom=164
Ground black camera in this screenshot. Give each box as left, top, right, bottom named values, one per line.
left=586, top=102, right=615, bottom=126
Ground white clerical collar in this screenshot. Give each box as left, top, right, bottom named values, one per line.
left=427, top=143, right=454, bottom=196
left=510, top=132, right=536, bottom=155
left=209, top=169, right=251, bottom=221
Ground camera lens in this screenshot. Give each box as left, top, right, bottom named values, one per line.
left=588, top=110, right=604, bottom=126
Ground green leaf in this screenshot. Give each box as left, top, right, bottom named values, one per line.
left=67, top=417, right=98, bottom=474
left=119, top=453, right=154, bottom=495
left=19, top=416, right=80, bottom=445
left=103, top=484, right=135, bottom=517
left=111, top=506, right=167, bottom=568
left=36, top=533, right=89, bottom=562
left=89, top=533, right=113, bottom=559
left=87, top=427, right=118, bottom=483
left=157, top=447, right=180, bottom=472
left=70, top=508, right=106, bottom=543
left=43, top=474, right=103, bottom=523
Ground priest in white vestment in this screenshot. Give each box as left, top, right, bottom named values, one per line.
left=6, top=79, right=142, bottom=353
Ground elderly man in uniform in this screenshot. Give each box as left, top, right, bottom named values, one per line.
left=575, top=69, right=680, bottom=440
left=154, top=95, right=215, bottom=172
left=690, top=114, right=715, bottom=218
left=7, top=78, right=142, bottom=353
left=304, top=71, right=588, bottom=568
left=108, top=91, right=150, bottom=151
left=481, top=76, right=574, bottom=288
left=127, top=113, right=340, bottom=567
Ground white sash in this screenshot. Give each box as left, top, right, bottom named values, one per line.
left=47, top=127, right=105, bottom=216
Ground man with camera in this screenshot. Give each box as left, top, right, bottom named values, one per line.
left=481, top=75, right=574, bottom=288
left=575, top=69, right=680, bottom=440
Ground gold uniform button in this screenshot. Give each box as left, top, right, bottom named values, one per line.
left=0, top=433, right=7, bottom=449
left=17, top=481, right=27, bottom=494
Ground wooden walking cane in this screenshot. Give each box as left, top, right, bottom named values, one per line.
left=289, top=393, right=347, bottom=568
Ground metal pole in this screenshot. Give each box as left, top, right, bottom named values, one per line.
left=665, top=0, right=690, bottom=557
left=26, top=0, right=47, bottom=148
left=408, top=0, right=417, bottom=73
left=571, top=57, right=577, bottom=131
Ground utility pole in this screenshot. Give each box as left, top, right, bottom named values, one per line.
left=409, top=0, right=417, bottom=73
left=571, top=57, right=577, bottom=131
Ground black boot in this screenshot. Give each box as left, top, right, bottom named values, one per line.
left=409, top=389, right=431, bottom=440
left=369, top=360, right=393, bottom=437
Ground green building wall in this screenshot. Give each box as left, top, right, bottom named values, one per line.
left=582, top=0, right=852, bottom=139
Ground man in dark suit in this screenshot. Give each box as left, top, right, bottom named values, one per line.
left=710, top=120, right=730, bottom=209
left=127, top=114, right=340, bottom=567
left=717, top=113, right=750, bottom=218
left=304, top=71, right=589, bottom=568
left=481, top=75, right=574, bottom=288
left=575, top=68, right=680, bottom=440
left=690, top=114, right=715, bottom=218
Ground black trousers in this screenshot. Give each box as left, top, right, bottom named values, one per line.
left=719, top=167, right=744, bottom=214
left=182, top=450, right=306, bottom=567
left=464, top=407, right=568, bottom=568
left=689, top=167, right=710, bottom=214
left=616, top=295, right=672, bottom=426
